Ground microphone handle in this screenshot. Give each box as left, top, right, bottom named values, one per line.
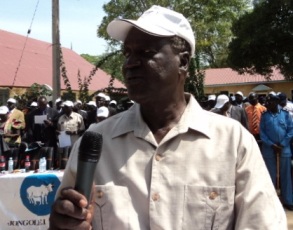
left=75, top=160, right=97, bottom=205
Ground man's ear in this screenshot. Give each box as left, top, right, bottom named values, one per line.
left=179, top=51, right=190, bottom=72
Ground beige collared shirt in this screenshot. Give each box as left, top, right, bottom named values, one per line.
left=57, top=94, right=286, bottom=230
left=58, top=111, right=85, bottom=146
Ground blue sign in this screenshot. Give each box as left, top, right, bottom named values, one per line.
left=20, top=174, right=61, bottom=216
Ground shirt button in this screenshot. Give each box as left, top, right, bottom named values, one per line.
left=209, top=191, right=218, bottom=200
left=152, top=193, right=160, bottom=201
left=97, top=190, right=104, bottom=198
left=155, top=154, right=162, bottom=161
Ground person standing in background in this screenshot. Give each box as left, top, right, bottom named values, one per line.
left=245, top=92, right=266, bottom=145
left=260, top=93, right=293, bottom=211
left=57, top=100, right=85, bottom=148
left=4, top=98, right=25, bottom=146
left=211, top=94, right=248, bottom=129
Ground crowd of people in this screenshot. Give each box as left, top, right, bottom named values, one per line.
left=202, top=90, right=293, bottom=210
left=0, top=92, right=134, bottom=169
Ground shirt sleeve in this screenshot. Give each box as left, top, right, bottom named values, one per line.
left=234, top=129, right=287, bottom=229
left=280, top=111, right=293, bottom=147
left=260, top=113, right=275, bottom=146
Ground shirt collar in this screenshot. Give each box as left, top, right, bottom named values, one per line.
left=111, top=94, right=211, bottom=139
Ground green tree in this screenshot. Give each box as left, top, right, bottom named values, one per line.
left=228, top=0, right=293, bottom=80
left=14, top=83, right=52, bottom=109
left=98, top=0, right=251, bottom=68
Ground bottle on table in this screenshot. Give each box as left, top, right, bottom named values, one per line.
left=39, top=157, right=47, bottom=173
left=8, top=157, right=13, bottom=173
left=0, top=156, right=6, bottom=172
left=24, top=155, right=31, bottom=172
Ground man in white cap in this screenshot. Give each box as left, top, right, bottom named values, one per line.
left=26, top=95, right=59, bottom=151
left=211, top=94, right=248, bottom=129
left=57, top=100, right=85, bottom=148
left=4, top=98, right=25, bottom=146
left=50, top=5, right=286, bottom=229
left=95, top=92, right=107, bottom=108
left=234, top=91, right=246, bottom=108
left=95, top=106, right=109, bottom=123
left=206, top=94, right=216, bottom=110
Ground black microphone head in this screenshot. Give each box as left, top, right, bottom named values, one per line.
left=78, top=131, right=103, bottom=162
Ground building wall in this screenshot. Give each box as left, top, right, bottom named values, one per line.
left=204, top=82, right=293, bottom=100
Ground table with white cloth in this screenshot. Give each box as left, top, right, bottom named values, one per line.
left=0, top=170, right=63, bottom=230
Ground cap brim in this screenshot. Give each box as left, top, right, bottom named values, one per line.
left=107, top=19, right=174, bottom=42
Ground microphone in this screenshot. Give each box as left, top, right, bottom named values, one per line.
left=75, top=131, right=103, bottom=205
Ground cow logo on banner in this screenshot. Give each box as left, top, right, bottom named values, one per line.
left=20, top=174, right=61, bottom=216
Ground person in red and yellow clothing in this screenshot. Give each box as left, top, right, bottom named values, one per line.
left=245, top=92, right=266, bottom=145
left=4, top=98, right=26, bottom=147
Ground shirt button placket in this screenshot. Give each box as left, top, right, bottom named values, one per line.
left=149, top=148, right=163, bottom=228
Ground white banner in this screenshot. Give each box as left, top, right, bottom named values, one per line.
left=0, top=171, right=63, bottom=230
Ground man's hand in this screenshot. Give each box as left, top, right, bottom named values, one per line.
left=272, top=144, right=283, bottom=153
left=44, top=119, right=53, bottom=126
left=49, top=187, right=94, bottom=230
left=65, top=130, right=78, bottom=135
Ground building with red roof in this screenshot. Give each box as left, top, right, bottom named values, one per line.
left=0, top=29, right=125, bottom=105
left=205, top=67, right=293, bottom=99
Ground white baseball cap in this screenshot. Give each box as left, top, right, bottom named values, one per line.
left=97, top=106, right=109, bottom=118
left=87, top=101, right=97, bottom=107
left=55, top=98, right=62, bottom=104
left=208, top=95, right=216, bottom=101
left=105, top=95, right=111, bottom=102
left=30, top=101, right=38, bottom=107
left=0, top=106, right=9, bottom=115
left=235, top=91, right=244, bottom=97
left=7, top=98, right=16, bottom=104
left=109, top=100, right=117, bottom=105
left=107, top=5, right=195, bottom=56
left=214, top=94, right=229, bottom=109
left=62, top=100, right=74, bottom=107
left=95, top=92, right=106, bottom=99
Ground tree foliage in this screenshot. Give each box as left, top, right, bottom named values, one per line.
left=228, top=0, right=293, bottom=80
left=98, top=0, right=251, bottom=68
left=14, top=83, right=52, bottom=109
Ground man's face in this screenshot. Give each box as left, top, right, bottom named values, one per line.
left=38, top=98, right=47, bottom=111
left=7, top=102, right=15, bottom=111
left=95, top=96, right=106, bottom=108
left=63, top=106, right=72, bottom=116
left=266, top=98, right=278, bottom=111
left=235, top=94, right=243, bottom=104
left=122, top=28, right=182, bottom=104
left=248, top=95, right=258, bottom=106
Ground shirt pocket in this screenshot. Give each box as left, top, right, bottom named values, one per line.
left=92, top=185, right=139, bottom=230
left=182, top=185, right=235, bottom=230
left=278, top=119, right=287, bottom=129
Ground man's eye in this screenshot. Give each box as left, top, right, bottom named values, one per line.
left=142, top=49, right=156, bottom=57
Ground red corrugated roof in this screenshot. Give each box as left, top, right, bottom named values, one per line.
left=0, top=29, right=125, bottom=91
left=204, top=67, right=285, bottom=86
